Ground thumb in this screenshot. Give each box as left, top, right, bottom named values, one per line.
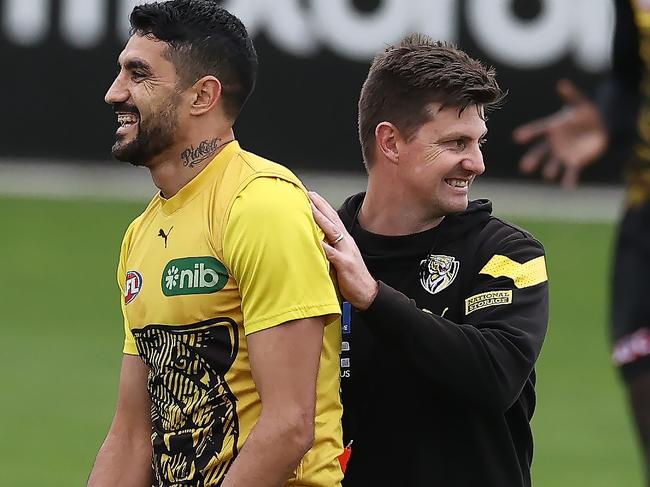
left=556, top=79, right=585, bottom=105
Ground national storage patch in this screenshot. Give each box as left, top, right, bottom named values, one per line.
left=465, top=290, right=512, bottom=315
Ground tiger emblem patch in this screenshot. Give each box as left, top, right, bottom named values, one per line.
left=419, top=254, right=460, bottom=295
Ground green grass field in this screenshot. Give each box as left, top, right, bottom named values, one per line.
left=0, top=196, right=643, bottom=486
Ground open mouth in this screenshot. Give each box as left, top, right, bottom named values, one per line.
left=444, top=178, right=470, bottom=189
left=115, top=112, right=139, bottom=136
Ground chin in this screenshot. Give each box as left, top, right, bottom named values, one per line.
left=111, top=140, right=149, bottom=167
left=440, top=197, right=469, bottom=215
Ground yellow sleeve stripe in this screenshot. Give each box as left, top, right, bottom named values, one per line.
left=479, top=255, right=547, bottom=289
left=634, top=9, right=650, bottom=29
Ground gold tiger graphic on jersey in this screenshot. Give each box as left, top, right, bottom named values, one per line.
left=133, top=317, right=239, bottom=486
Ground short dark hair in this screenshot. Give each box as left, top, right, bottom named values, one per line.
left=130, top=0, right=258, bottom=119
left=358, top=34, right=505, bottom=167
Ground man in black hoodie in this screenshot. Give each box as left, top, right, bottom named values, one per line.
left=309, top=35, right=549, bottom=487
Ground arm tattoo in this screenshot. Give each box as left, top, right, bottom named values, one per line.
left=180, top=137, right=228, bottom=168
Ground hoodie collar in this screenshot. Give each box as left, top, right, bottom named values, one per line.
left=339, top=192, right=493, bottom=248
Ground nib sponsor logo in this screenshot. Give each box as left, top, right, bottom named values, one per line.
left=162, top=257, right=228, bottom=296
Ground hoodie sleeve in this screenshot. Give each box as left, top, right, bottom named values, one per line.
left=357, top=227, right=548, bottom=412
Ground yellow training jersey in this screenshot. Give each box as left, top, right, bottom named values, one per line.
left=117, top=141, right=343, bottom=486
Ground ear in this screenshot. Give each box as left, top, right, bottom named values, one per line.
left=189, top=76, right=222, bottom=116
left=375, top=122, right=401, bottom=165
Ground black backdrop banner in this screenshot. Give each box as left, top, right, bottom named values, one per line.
left=2, top=0, right=617, bottom=181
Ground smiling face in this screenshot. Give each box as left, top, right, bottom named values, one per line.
left=396, top=103, right=487, bottom=217
left=105, top=34, right=186, bottom=167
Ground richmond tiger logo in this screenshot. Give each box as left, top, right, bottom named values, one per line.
left=419, top=254, right=460, bottom=295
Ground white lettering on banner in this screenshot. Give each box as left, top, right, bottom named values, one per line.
left=1, top=0, right=613, bottom=71
left=117, top=0, right=146, bottom=39
left=224, top=0, right=318, bottom=56
left=467, top=0, right=613, bottom=72
left=468, top=0, right=572, bottom=69
left=574, top=0, right=615, bottom=72
left=413, top=0, right=458, bottom=45
left=3, top=0, right=49, bottom=45
left=61, top=0, right=106, bottom=48
left=313, top=0, right=411, bottom=59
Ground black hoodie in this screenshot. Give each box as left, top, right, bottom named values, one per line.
left=338, top=193, right=549, bottom=487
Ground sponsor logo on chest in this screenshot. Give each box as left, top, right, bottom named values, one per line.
left=162, top=257, right=229, bottom=296
left=419, top=254, right=460, bottom=295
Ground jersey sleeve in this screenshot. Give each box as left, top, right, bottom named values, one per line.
left=117, top=222, right=138, bottom=356
left=223, top=177, right=341, bottom=335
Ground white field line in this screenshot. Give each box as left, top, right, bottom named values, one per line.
left=0, top=160, right=625, bottom=222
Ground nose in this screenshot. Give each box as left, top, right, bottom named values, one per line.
left=462, top=146, right=485, bottom=176
left=105, top=74, right=129, bottom=105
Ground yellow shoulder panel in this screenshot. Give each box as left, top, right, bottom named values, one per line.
left=633, top=1, right=650, bottom=29
left=479, top=255, right=547, bottom=289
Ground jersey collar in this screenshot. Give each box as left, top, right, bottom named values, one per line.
left=157, top=140, right=240, bottom=215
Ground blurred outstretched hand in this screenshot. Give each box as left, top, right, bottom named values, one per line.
left=513, top=79, right=608, bottom=188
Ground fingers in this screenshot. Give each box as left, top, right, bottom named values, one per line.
left=560, top=165, right=581, bottom=189
left=556, top=79, right=585, bottom=105
left=512, top=117, right=553, bottom=144
left=308, top=191, right=345, bottom=228
left=542, top=156, right=562, bottom=181
left=320, top=239, right=336, bottom=261
left=519, top=141, right=549, bottom=174
left=310, top=197, right=342, bottom=244
left=513, top=80, right=582, bottom=145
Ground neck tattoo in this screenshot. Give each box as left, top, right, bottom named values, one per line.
left=180, top=137, right=232, bottom=168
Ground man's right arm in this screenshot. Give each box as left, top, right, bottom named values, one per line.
left=87, top=354, right=152, bottom=487
left=310, top=192, right=548, bottom=412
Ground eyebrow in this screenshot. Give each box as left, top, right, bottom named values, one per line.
left=441, top=130, right=489, bottom=140
left=118, top=57, right=153, bottom=74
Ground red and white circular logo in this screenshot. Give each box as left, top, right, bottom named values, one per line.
left=124, top=270, right=143, bottom=305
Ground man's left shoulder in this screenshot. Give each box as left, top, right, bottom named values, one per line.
left=479, top=216, right=544, bottom=251
left=471, top=216, right=546, bottom=275
left=473, top=217, right=548, bottom=290
left=237, top=149, right=303, bottom=188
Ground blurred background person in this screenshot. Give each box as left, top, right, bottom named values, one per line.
left=513, top=0, right=650, bottom=483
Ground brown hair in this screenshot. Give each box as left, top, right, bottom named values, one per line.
left=358, top=34, right=505, bottom=168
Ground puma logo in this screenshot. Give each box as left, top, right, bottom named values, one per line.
left=158, top=227, right=173, bottom=248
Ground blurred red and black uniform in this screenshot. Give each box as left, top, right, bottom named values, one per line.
left=608, top=0, right=650, bottom=376
left=602, top=0, right=650, bottom=476
left=338, top=195, right=548, bottom=487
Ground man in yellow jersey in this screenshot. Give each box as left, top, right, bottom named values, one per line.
left=87, top=2, right=343, bottom=486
